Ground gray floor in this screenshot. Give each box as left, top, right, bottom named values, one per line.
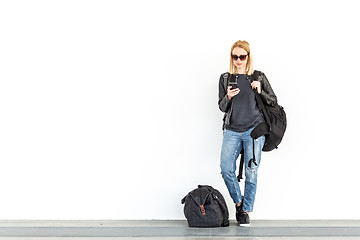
left=0, top=220, right=360, bottom=239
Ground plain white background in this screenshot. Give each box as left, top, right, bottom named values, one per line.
left=1, top=0, right=359, bottom=220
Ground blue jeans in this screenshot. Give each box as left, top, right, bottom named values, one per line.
left=220, top=127, right=265, bottom=212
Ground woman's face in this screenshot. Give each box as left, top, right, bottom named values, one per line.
left=232, top=47, right=248, bottom=71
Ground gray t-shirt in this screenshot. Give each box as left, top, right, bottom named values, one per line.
left=225, top=74, right=264, bottom=132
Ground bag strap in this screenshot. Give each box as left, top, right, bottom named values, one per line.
left=237, top=149, right=244, bottom=182
left=252, top=71, right=272, bottom=131
left=223, top=72, right=229, bottom=87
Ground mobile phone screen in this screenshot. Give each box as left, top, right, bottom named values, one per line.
left=229, top=82, right=237, bottom=90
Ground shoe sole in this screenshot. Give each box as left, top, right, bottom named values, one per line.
left=239, top=223, right=251, bottom=227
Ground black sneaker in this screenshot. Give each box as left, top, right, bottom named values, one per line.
left=238, top=211, right=250, bottom=226
left=235, top=197, right=244, bottom=224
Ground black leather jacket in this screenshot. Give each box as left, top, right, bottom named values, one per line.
left=218, top=70, right=277, bottom=128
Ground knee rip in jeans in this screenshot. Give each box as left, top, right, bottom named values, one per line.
left=246, top=159, right=258, bottom=173
left=246, top=166, right=257, bottom=173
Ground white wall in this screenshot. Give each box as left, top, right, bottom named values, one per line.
left=1, top=0, right=360, bottom=220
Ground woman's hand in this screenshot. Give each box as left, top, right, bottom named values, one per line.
left=227, top=86, right=240, bottom=100
left=251, top=81, right=261, bottom=94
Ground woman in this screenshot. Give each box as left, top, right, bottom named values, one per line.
left=218, top=40, right=277, bottom=226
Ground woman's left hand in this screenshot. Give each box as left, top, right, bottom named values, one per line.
left=251, top=81, right=261, bottom=94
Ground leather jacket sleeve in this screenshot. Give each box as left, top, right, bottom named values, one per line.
left=259, top=71, right=277, bottom=106
left=218, top=73, right=231, bottom=113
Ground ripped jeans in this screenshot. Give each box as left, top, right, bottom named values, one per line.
left=220, top=127, right=265, bottom=212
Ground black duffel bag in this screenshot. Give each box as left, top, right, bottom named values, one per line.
left=181, top=185, right=229, bottom=228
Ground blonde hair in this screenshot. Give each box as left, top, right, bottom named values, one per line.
left=229, top=40, right=254, bottom=75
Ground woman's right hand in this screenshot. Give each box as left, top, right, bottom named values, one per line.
left=227, top=86, right=240, bottom=100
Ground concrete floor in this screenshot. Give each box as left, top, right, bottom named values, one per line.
left=0, top=220, right=360, bottom=239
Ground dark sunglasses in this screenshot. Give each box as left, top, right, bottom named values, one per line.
left=232, top=54, right=248, bottom=61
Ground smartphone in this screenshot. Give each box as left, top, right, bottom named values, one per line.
left=229, top=82, right=238, bottom=90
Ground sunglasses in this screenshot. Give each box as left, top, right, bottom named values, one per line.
left=232, top=54, right=248, bottom=61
